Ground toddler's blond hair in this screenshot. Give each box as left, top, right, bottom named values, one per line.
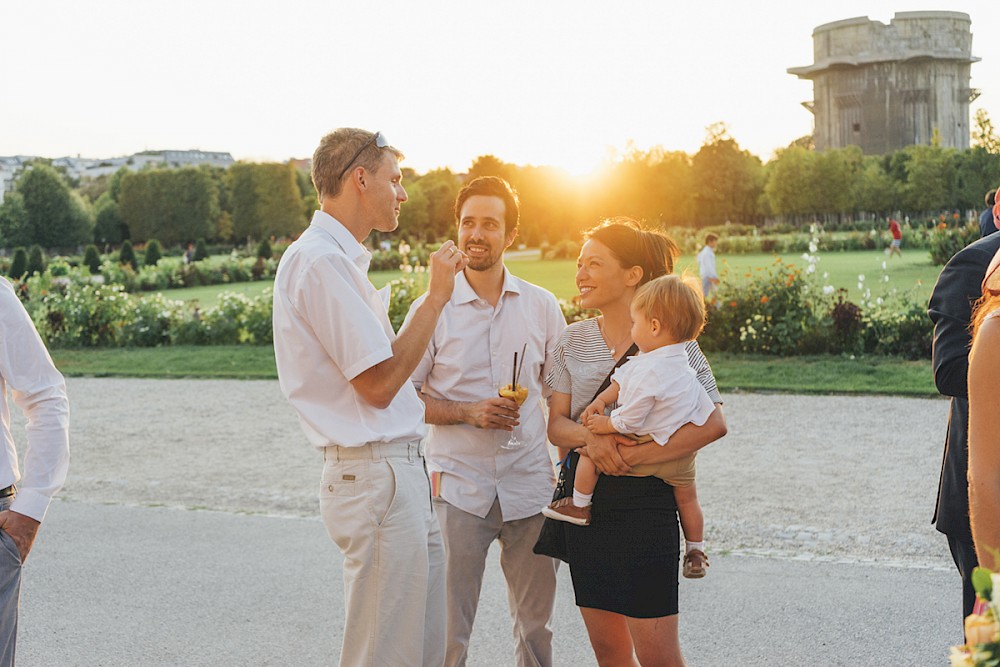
left=631, top=274, right=706, bottom=342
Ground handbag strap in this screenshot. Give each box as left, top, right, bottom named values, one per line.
left=592, top=342, right=639, bottom=402
left=558, top=341, right=639, bottom=470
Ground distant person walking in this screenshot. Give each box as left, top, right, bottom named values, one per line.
left=697, top=233, right=720, bottom=301
left=980, top=190, right=998, bottom=239
left=0, top=277, right=70, bottom=667
left=888, top=218, right=903, bottom=258
left=272, top=128, right=468, bottom=666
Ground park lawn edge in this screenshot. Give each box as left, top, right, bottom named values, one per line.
left=49, top=347, right=938, bottom=397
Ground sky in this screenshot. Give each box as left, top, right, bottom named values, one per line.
left=2, top=1, right=998, bottom=175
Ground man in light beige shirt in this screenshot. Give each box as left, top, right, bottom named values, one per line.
left=403, top=177, right=566, bottom=667
left=272, top=128, right=467, bottom=667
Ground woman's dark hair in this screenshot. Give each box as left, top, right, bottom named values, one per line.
left=583, top=217, right=680, bottom=285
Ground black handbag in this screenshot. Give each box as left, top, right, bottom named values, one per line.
left=532, top=343, right=638, bottom=562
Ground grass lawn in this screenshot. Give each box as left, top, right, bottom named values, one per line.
left=50, top=346, right=937, bottom=396
left=51, top=346, right=279, bottom=379
left=156, top=281, right=273, bottom=308
left=148, top=249, right=941, bottom=307
left=374, top=250, right=940, bottom=303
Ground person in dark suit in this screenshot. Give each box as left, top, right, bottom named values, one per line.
left=929, top=227, right=1000, bottom=622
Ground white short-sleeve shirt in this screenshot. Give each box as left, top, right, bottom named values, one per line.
left=405, top=269, right=566, bottom=521
left=272, top=211, right=425, bottom=449
left=609, top=343, right=716, bottom=445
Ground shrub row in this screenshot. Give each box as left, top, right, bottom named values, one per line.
left=19, top=272, right=273, bottom=348
left=15, top=244, right=933, bottom=359
left=697, top=259, right=931, bottom=359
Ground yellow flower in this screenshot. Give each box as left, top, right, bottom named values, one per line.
left=949, top=646, right=975, bottom=667
left=964, top=613, right=999, bottom=645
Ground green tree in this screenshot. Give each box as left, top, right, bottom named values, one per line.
left=902, top=144, right=958, bottom=213
left=851, top=156, right=900, bottom=215
left=83, top=244, right=102, bottom=274
left=813, top=146, right=863, bottom=219
left=973, top=109, right=1000, bottom=154
left=396, top=180, right=430, bottom=243
left=119, top=168, right=219, bottom=244
left=26, top=245, right=46, bottom=276
left=468, top=155, right=514, bottom=183
left=256, top=238, right=272, bottom=260
left=954, top=147, right=1000, bottom=210
left=144, top=239, right=162, bottom=266
left=8, top=248, right=26, bottom=279
left=226, top=162, right=307, bottom=243
left=294, top=166, right=317, bottom=221
left=692, top=123, right=764, bottom=226
left=0, top=192, right=30, bottom=248
left=15, top=165, right=93, bottom=248
left=764, top=146, right=816, bottom=218
left=417, top=169, right=461, bottom=242
left=193, top=238, right=209, bottom=261
left=93, top=192, right=125, bottom=245
left=598, top=145, right=694, bottom=228
left=119, top=239, right=138, bottom=270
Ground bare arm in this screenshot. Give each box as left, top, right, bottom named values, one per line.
left=547, top=391, right=633, bottom=475
left=619, top=405, right=728, bottom=467
left=421, top=394, right=519, bottom=431
left=969, top=318, right=1000, bottom=570
left=350, top=241, right=467, bottom=408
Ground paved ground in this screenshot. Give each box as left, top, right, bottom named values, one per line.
left=8, top=379, right=964, bottom=665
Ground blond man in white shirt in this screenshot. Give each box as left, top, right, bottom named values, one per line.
left=0, top=277, right=70, bottom=666
left=403, top=177, right=566, bottom=667
left=272, top=128, right=468, bottom=667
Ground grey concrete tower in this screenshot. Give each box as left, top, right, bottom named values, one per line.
left=789, top=11, right=980, bottom=154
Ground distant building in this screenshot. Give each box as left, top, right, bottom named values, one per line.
left=0, top=149, right=235, bottom=202
left=158, top=150, right=234, bottom=169
left=789, top=11, right=980, bottom=154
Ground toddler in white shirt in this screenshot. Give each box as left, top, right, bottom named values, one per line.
left=542, top=274, right=715, bottom=578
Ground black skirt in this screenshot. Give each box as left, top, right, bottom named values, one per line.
left=565, top=469, right=680, bottom=618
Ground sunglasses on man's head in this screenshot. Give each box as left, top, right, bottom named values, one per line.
left=337, top=131, right=390, bottom=181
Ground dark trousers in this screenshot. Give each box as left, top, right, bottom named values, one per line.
left=948, top=531, right=979, bottom=622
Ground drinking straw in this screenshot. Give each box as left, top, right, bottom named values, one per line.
left=512, top=352, right=517, bottom=388
left=516, top=343, right=527, bottom=386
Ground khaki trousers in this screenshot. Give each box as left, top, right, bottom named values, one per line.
left=434, top=497, right=557, bottom=667
left=320, top=442, right=446, bottom=667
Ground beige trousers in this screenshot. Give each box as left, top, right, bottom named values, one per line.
left=320, top=442, right=446, bottom=667
left=434, top=497, right=557, bottom=667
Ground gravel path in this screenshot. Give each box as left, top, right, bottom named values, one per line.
left=9, top=379, right=953, bottom=569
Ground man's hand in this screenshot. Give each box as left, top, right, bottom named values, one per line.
left=0, top=511, right=39, bottom=563
left=583, top=432, right=632, bottom=476
left=425, top=241, right=469, bottom=309
left=585, top=414, right=615, bottom=435
left=463, top=397, right=520, bottom=431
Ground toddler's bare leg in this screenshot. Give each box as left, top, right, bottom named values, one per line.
left=674, top=482, right=704, bottom=543
left=574, top=456, right=599, bottom=496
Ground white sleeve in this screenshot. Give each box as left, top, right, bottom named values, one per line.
left=0, top=282, right=70, bottom=522
left=296, top=255, right=393, bottom=381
